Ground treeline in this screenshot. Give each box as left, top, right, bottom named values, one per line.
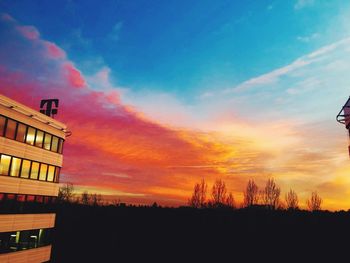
left=58, top=178, right=323, bottom=212
left=188, top=178, right=323, bottom=211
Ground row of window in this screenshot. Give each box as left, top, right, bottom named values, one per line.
left=0, top=115, right=64, bottom=154
left=0, top=228, right=52, bottom=254
left=0, top=193, right=57, bottom=214
left=0, top=154, right=60, bottom=183
left=0, top=193, right=57, bottom=203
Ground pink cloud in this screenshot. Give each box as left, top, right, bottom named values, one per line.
left=1, top=13, right=15, bottom=22
left=63, top=63, right=86, bottom=88
left=16, top=25, right=40, bottom=40
left=45, top=41, right=66, bottom=59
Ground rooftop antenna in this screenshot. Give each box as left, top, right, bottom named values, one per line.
left=40, top=99, right=59, bottom=118
left=336, top=96, right=350, bottom=156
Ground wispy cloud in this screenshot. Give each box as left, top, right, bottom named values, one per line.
left=297, top=33, right=320, bottom=43
left=294, top=0, right=315, bottom=10
left=227, top=37, right=350, bottom=93
left=108, top=21, right=123, bottom=42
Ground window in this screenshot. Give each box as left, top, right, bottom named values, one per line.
left=10, top=157, right=21, bottom=177
left=0, top=155, right=11, bottom=175
left=15, top=123, right=26, bottom=143
left=43, top=133, right=52, bottom=150
left=58, top=139, right=64, bottom=154
left=0, top=116, right=6, bottom=136
left=20, top=160, right=31, bottom=179
left=54, top=167, right=60, bottom=182
left=39, top=164, right=48, bottom=181
left=26, top=195, right=35, bottom=202
left=0, top=154, right=59, bottom=183
left=35, top=130, right=44, bottom=148
left=16, top=195, right=25, bottom=202
left=30, top=162, right=39, bottom=180
left=51, top=136, right=59, bottom=152
left=26, top=127, right=36, bottom=146
left=0, top=228, right=52, bottom=254
left=47, top=166, right=55, bottom=182
left=5, top=119, right=16, bottom=140
left=6, top=194, right=15, bottom=200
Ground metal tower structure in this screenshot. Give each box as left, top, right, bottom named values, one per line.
left=336, top=96, right=350, bottom=156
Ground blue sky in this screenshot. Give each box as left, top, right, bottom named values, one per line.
left=1, top=0, right=349, bottom=99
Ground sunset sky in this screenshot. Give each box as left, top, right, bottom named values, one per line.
left=1, top=0, right=350, bottom=210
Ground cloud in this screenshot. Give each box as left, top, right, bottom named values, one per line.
left=44, top=41, right=66, bottom=59
left=16, top=25, right=40, bottom=40
left=2, top=14, right=350, bottom=210
left=108, top=21, right=123, bottom=42
left=294, top=0, right=315, bottom=10
left=63, top=62, right=86, bottom=88
left=297, top=33, right=320, bottom=43
left=228, top=37, right=350, bottom=92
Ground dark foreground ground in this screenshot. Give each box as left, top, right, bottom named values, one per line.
left=51, top=204, right=350, bottom=262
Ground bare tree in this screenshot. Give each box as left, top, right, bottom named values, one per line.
left=91, top=193, right=102, bottom=206
left=188, top=179, right=207, bottom=208
left=261, top=178, right=280, bottom=209
left=81, top=191, right=91, bottom=205
left=244, top=179, right=259, bottom=207
left=57, top=183, right=75, bottom=203
left=307, top=191, right=322, bottom=211
left=285, top=189, right=299, bottom=210
left=225, top=192, right=235, bottom=209
left=211, top=179, right=227, bottom=207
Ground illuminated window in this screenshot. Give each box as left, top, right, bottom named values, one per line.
left=0, top=116, right=6, bottom=136
left=15, top=123, right=27, bottom=143
left=43, top=133, right=52, bottom=150
left=10, top=157, right=21, bottom=177
left=6, top=194, right=15, bottom=200
left=35, top=130, right=44, bottom=148
left=43, top=196, right=50, bottom=203
left=54, top=167, right=60, bottom=182
left=20, top=160, right=31, bottom=179
left=26, top=195, right=35, bottom=202
left=17, top=195, right=25, bottom=202
left=5, top=119, right=17, bottom=140
left=39, top=164, right=48, bottom=181
left=47, top=166, right=55, bottom=182
left=51, top=136, right=59, bottom=152
left=26, top=127, right=36, bottom=146
left=30, top=162, right=39, bottom=180
left=58, top=139, right=64, bottom=154
left=0, top=155, right=11, bottom=175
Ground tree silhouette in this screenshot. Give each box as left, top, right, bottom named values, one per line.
left=285, top=189, right=298, bottom=210
left=91, top=193, right=102, bottom=206
left=261, top=178, right=280, bottom=209
left=188, top=179, right=207, bottom=208
left=81, top=191, right=91, bottom=205
left=57, top=183, right=75, bottom=203
left=225, top=192, right=235, bottom=209
left=244, top=179, right=259, bottom=207
left=307, top=191, right=322, bottom=211
left=211, top=179, right=227, bottom=207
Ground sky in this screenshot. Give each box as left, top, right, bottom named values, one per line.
left=1, top=0, right=350, bottom=210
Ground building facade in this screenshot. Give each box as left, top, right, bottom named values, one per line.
left=0, top=94, right=66, bottom=262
